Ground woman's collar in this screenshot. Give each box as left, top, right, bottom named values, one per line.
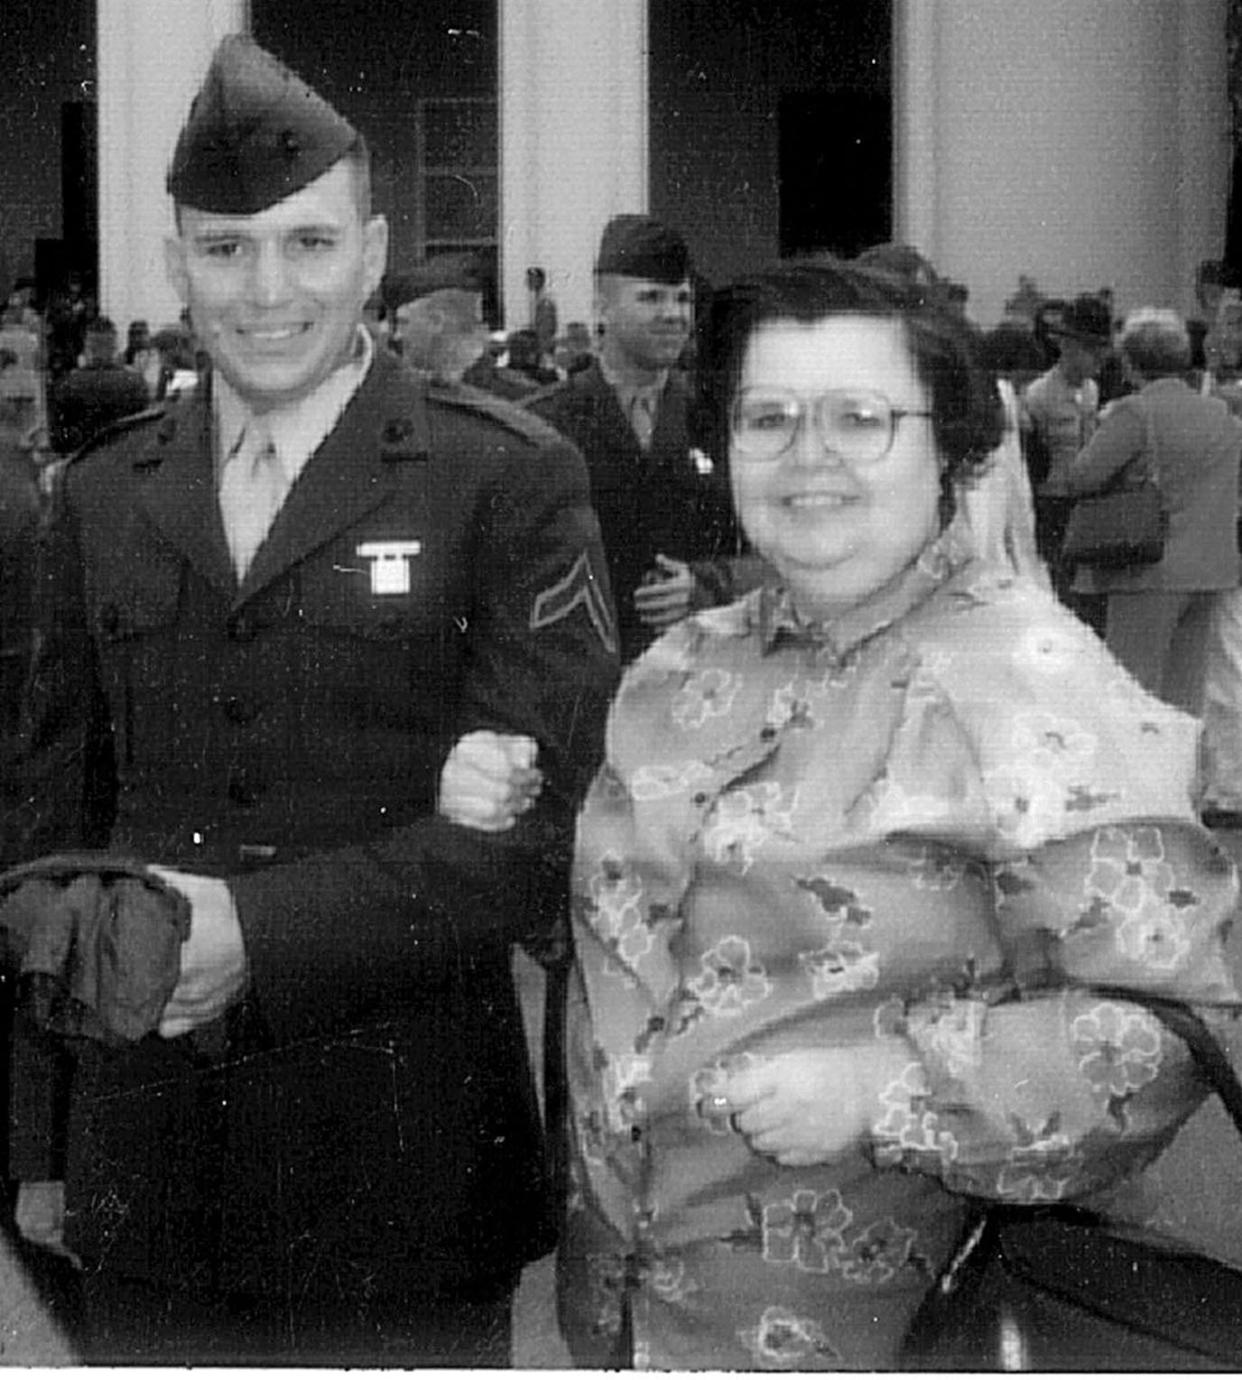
left=758, top=521, right=974, bottom=660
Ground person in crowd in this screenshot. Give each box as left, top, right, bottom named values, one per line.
left=148, top=324, right=198, bottom=400
left=506, top=327, right=559, bottom=386
left=1020, top=294, right=1112, bottom=608
left=5, top=34, right=617, bottom=1366
left=1166, top=292, right=1242, bottom=824
left=1202, top=593, right=1242, bottom=829
left=0, top=296, right=43, bottom=443
left=4, top=280, right=41, bottom=331
left=527, top=214, right=748, bottom=662
left=977, top=302, right=1046, bottom=390
left=1068, top=308, right=1242, bottom=719
left=1189, top=259, right=1230, bottom=374
left=44, top=272, right=91, bottom=383
left=527, top=264, right=558, bottom=366
left=391, top=286, right=491, bottom=385
left=546, top=256, right=1236, bottom=1368
left=47, top=316, right=152, bottom=455
left=122, top=319, right=162, bottom=397
left=1200, top=290, right=1242, bottom=417
left=555, top=320, right=595, bottom=377
left=123, top=318, right=150, bottom=366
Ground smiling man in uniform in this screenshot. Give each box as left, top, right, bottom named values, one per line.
left=527, top=215, right=749, bottom=662
left=8, top=34, right=616, bottom=1366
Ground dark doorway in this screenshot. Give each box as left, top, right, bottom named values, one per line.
left=778, top=91, right=892, bottom=259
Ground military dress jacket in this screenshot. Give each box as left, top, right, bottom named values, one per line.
left=8, top=349, right=619, bottom=1301
left=527, top=361, right=744, bottom=661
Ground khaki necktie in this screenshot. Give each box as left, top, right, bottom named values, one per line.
left=219, top=423, right=285, bottom=578
left=629, top=393, right=656, bottom=450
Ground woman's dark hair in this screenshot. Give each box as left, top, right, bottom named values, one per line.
left=694, top=254, right=1003, bottom=499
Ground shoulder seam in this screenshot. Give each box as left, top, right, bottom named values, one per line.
left=430, top=382, right=565, bottom=445
left=64, top=406, right=166, bottom=466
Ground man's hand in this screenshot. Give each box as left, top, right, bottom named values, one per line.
left=634, top=552, right=696, bottom=630
left=151, top=866, right=248, bottom=1039
left=438, top=730, right=543, bottom=833
left=714, top=1044, right=908, bottom=1166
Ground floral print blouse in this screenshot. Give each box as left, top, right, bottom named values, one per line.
left=560, top=531, right=1240, bottom=1371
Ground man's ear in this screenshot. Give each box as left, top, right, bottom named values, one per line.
left=164, top=235, right=189, bottom=304
left=362, top=214, right=389, bottom=302
left=593, top=274, right=612, bottom=328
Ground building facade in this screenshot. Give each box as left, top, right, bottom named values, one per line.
left=93, top=0, right=1228, bottom=337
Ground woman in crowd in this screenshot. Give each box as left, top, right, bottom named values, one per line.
left=1068, top=308, right=1242, bottom=717
left=546, top=258, right=1237, bottom=1369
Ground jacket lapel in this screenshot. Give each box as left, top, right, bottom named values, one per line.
left=580, top=362, right=642, bottom=475
left=650, top=373, right=688, bottom=462
left=133, top=391, right=237, bottom=598
left=237, top=353, right=430, bottom=603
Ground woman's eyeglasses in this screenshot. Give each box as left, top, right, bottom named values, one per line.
left=730, top=388, right=934, bottom=464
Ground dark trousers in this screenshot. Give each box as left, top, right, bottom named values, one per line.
left=1036, top=493, right=1107, bottom=636
left=78, top=1270, right=517, bottom=1368
left=1104, top=589, right=1217, bottom=715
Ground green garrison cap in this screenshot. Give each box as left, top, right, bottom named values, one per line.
left=167, top=34, right=361, bottom=213
left=595, top=215, right=691, bottom=284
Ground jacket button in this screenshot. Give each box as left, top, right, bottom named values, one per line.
left=383, top=417, right=414, bottom=445
left=100, top=603, right=121, bottom=636
left=228, top=613, right=255, bottom=642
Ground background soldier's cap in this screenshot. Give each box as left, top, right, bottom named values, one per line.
left=1048, top=294, right=1113, bottom=344
left=595, top=215, right=690, bottom=284
left=167, top=34, right=362, bottom=213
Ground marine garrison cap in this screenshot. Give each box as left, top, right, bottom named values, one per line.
left=595, top=214, right=691, bottom=284
left=167, top=34, right=361, bottom=213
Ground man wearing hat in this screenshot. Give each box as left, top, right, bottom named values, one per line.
left=526, top=214, right=747, bottom=662
left=7, top=34, right=617, bottom=1365
left=1020, top=293, right=1113, bottom=606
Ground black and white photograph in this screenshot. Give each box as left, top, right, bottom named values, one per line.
left=1, top=0, right=1242, bottom=1370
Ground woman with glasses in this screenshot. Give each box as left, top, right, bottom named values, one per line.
left=512, top=255, right=1240, bottom=1370
left=443, top=256, right=1238, bottom=1367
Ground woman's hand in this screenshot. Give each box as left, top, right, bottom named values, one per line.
left=438, top=730, right=543, bottom=833
left=715, top=1044, right=908, bottom=1166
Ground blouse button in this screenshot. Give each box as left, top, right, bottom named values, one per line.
left=692, top=792, right=707, bottom=806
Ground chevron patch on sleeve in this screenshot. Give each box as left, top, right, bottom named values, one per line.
left=530, top=552, right=617, bottom=653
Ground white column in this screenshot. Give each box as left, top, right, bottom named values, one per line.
left=1176, top=0, right=1231, bottom=315
left=891, top=0, right=1229, bottom=325
left=97, top=0, right=248, bottom=335
left=892, top=0, right=939, bottom=266
left=499, top=0, right=648, bottom=332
